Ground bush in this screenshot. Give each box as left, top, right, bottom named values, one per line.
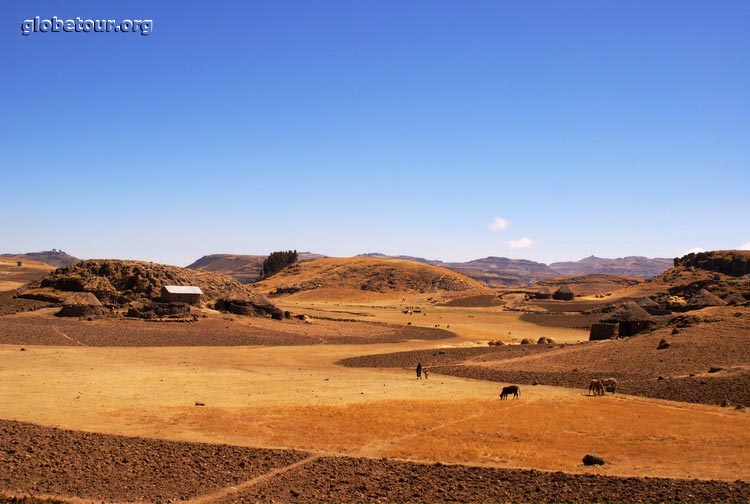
left=262, top=250, right=298, bottom=278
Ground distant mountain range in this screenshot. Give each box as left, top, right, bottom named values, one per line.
left=549, top=255, right=674, bottom=278
left=359, top=253, right=672, bottom=286
left=0, top=250, right=79, bottom=268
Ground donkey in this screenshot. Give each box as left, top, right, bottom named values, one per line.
left=601, top=377, right=618, bottom=394
left=588, top=379, right=605, bottom=396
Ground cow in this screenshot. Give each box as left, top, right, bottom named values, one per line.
left=500, top=385, right=520, bottom=400
left=588, top=379, right=604, bottom=396
left=601, top=377, right=618, bottom=394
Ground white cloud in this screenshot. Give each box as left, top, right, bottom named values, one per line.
left=680, top=247, right=705, bottom=257
left=488, top=217, right=509, bottom=231
left=506, top=237, right=533, bottom=249
left=737, top=242, right=750, bottom=251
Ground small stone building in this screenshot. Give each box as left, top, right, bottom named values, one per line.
left=535, top=287, right=553, bottom=300
left=160, top=285, right=203, bottom=304
left=589, top=322, right=619, bottom=341
left=57, top=292, right=104, bottom=317
left=16, top=261, right=23, bottom=267
left=685, top=289, right=727, bottom=311
left=553, top=285, right=574, bottom=301
left=598, top=301, right=656, bottom=338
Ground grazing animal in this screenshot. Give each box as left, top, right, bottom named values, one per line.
left=588, top=379, right=605, bottom=396
left=601, top=377, right=618, bottom=394
left=500, top=385, right=520, bottom=400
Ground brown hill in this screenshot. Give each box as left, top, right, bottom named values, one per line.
left=253, top=257, right=488, bottom=297
left=17, top=259, right=280, bottom=317
left=673, top=250, right=750, bottom=277
left=187, top=252, right=326, bottom=283
left=0, top=249, right=80, bottom=268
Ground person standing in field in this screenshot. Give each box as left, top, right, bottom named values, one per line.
left=424, top=369, right=429, bottom=379
left=416, top=362, right=422, bottom=379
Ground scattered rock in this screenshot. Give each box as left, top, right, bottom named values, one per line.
left=582, top=453, right=605, bottom=466
left=195, top=401, right=205, bottom=407
left=708, top=367, right=724, bottom=373
left=721, top=398, right=730, bottom=408
left=657, top=339, right=670, bottom=350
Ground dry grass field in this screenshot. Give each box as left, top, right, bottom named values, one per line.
left=2, top=257, right=750, bottom=502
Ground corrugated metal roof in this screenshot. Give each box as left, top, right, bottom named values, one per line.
left=163, top=285, right=203, bottom=295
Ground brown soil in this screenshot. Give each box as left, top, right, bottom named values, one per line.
left=0, top=291, right=54, bottom=316
left=233, top=456, right=750, bottom=504
left=438, top=294, right=503, bottom=307
left=519, top=312, right=602, bottom=329
left=0, top=419, right=306, bottom=503
left=0, top=311, right=454, bottom=347
left=3, top=419, right=749, bottom=504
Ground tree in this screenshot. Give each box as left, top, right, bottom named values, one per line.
left=262, top=250, right=298, bottom=278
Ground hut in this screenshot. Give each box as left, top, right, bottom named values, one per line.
left=57, top=292, right=104, bottom=317
left=685, top=289, right=727, bottom=311
left=589, top=323, right=619, bottom=341
left=636, top=297, right=665, bottom=315
left=16, top=261, right=23, bottom=267
left=600, top=301, right=656, bottom=337
left=553, top=285, right=574, bottom=301
left=160, top=285, right=203, bottom=304
left=535, top=287, right=553, bottom=300
left=723, top=293, right=747, bottom=306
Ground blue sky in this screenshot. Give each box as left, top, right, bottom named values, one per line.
left=1, top=1, right=748, bottom=266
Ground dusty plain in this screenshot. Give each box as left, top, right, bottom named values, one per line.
left=1, top=269, right=749, bottom=502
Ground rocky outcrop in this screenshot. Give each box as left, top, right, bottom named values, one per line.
left=674, top=250, right=750, bottom=277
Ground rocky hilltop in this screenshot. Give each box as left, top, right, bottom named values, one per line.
left=674, top=250, right=750, bottom=277
left=1, top=249, right=79, bottom=268
left=18, top=259, right=281, bottom=318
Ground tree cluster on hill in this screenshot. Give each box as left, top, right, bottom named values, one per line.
left=262, top=250, right=298, bottom=278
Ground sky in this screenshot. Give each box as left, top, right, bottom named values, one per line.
left=1, top=1, right=748, bottom=266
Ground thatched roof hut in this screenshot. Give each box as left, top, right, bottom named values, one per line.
left=553, top=285, right=574, bottom=301
left=535, top=287, right=553, bottom=299
left=636, top=297, right=665, bottom=315
left=723, top=293, right=747, bottom=306
left=686, top=289, right=727, bottom=310
left=589, top=323, right=619, bottom=341
left=600, top=301, right=655, bottom=337
left=57, top=292, right=104, bottom=318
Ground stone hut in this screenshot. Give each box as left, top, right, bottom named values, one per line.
left=685, top=289, right=727, bottom=311
left=57, top=292, right=104, bottom=317
left=599, top=301, right=656, bottom=337
left=553, top=285, right=574, bottom=301
left=723, top=293, right=747, bottom=306
left=535, top=287, right=553, bottom=300
left=636, top=297, right=665, bottom=315
left=589, top=323, right=619, bottom=341
left=160, top=285, right=203, bottom=305
left=16, top=261, right=23, bottom=267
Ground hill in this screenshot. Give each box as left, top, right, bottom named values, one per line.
left=187, top=252, right=326, bottom=283
left=0, top=249, right=79, bottom=268
left=16, top=259, right=281, bottom=318
left=549, top=255, right=673, bottom=278
left=253, top=257, right=489, bottom=297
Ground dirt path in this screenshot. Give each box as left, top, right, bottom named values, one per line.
left=181, top=455, right=322, bottom=504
